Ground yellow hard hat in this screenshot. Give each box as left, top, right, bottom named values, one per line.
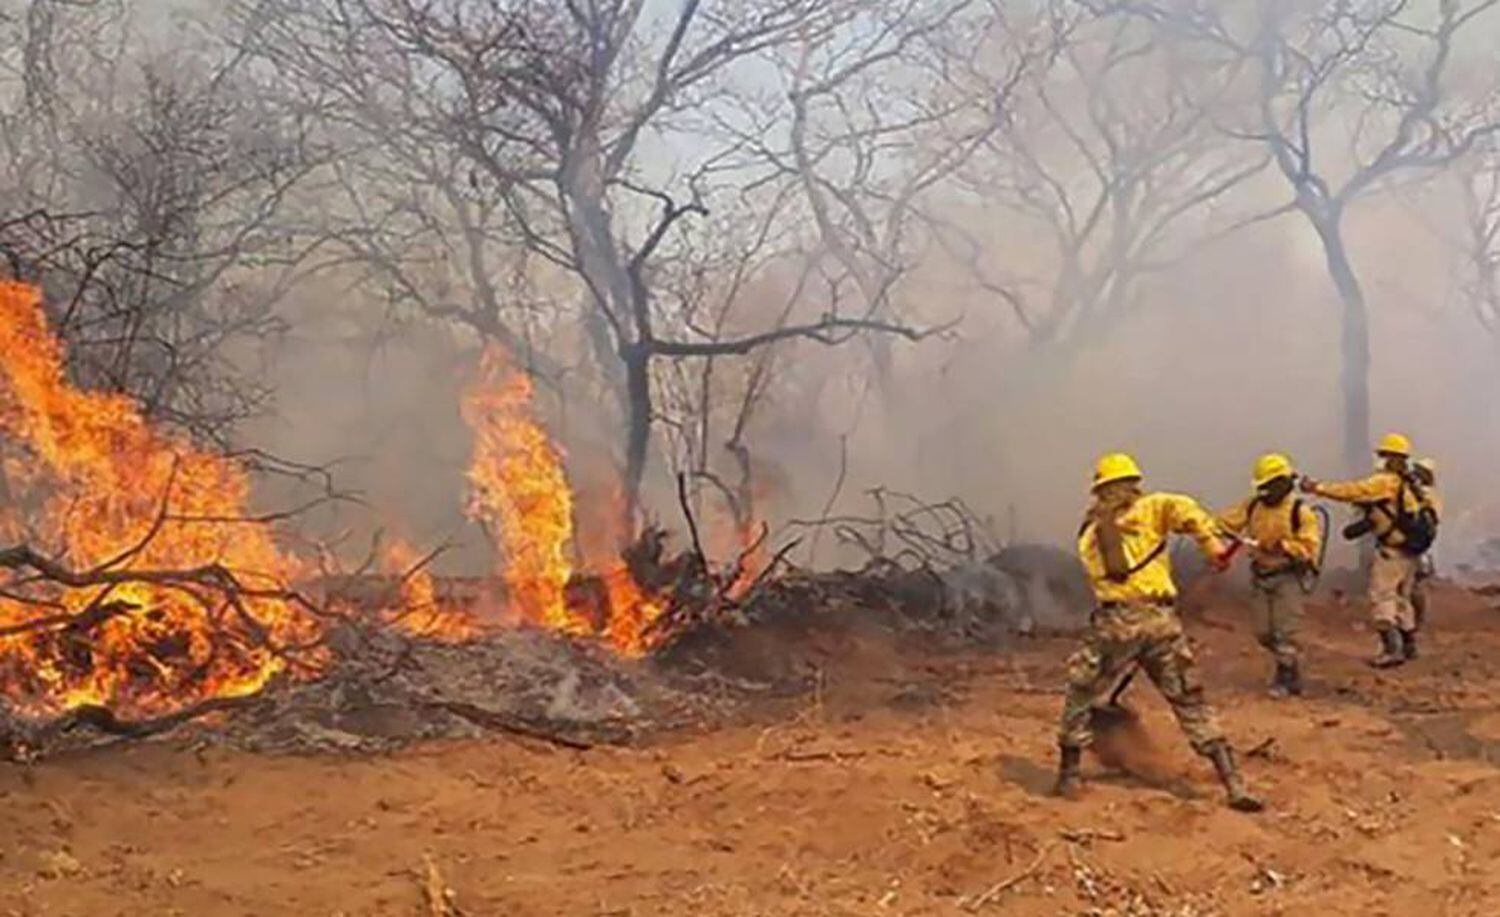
left=1252, top=452, right=1295, bottom=487
left=1376, top=432, right=1412, bottom=457
left=1092, top=452, right=1143, bottom=490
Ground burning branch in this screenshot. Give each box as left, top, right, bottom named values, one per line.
left=0, top=543, right=324, bottom=656
left=0, top=281, right=325, bottom=721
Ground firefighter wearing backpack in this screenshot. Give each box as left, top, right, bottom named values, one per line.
left=1219, top=453, right=1323, bottom=698
left=1054, top=453, right=1263, bottom=812
left=1410, top=458, right=1442, bottom=635
left=1300, top=433, right=1436, bottom=668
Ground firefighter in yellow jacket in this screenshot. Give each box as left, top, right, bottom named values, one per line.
left=1301, top=433, right=1430, bottom=667
left=1409, top=458, right=1441, bottom=637
left=1219, top=453, right=1323, bottom=698
left=1055, top=453, right=1263, bottom=812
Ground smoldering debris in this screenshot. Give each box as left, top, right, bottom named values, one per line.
left=0, top=549, right=1092, bottom=760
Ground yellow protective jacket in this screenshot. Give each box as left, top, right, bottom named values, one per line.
left=1077, top=492, right=1226, bottom=605
left=1218, top=495, right=1322, bottom=576
left=1312, top=470, right=1424, bottom=549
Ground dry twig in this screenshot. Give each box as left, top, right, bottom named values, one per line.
left=421, top=853, right=460, bottom=917
left=965, top=842, right=1055, bottom=910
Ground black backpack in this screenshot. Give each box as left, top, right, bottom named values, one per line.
left=1384, top=475, right=1438, bottom=555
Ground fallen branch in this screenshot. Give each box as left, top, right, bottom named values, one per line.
left=1058, top=827, right=1126, bottom=844
left=421, top=853, right=461, bottom=917
left=736, top=537, right=803, bottom=602
left=766, top=747, right=869, bottom=763
left=965, top=842, right=1055, bottom=910
left=1, top=692, right=268, bottom=760
left=421, top=698, right=595, bottom=751
left=1246, top=737, right=1278, bottom=759
left=62, top=694, right=267, bottom=738
left=0, top=542, right=323, bottom=659
left=0, top=596, right=140, bottom=638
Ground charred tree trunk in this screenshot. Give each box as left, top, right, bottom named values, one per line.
left=1312, top=211, right=1372, bottom=475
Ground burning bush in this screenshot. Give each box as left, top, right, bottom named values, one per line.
left=460, top=347, right=666, bottom=656
left=0, top=281, right=324, bottom=720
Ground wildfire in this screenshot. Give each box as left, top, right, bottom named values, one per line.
left=382, top=539, right=481, bottom=643
left=0, top=282, right=322, bottom=719
left=727, top=523, right=768, bottom=600
left=461, top=348, right=665, bottom=656
left=0, top=284, right=670, bottom=726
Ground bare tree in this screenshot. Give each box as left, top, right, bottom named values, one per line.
left=237, top=0, right=944, bottom=529
left=769, top=0, right=996, bottom=380
left=0, top=2, right=323, bottom=445
left=651, top=1, right=1007, bottom=539
left=1106, top=0, right=1500, bottom=469
left=1453, top=138, right=1500, bottom=339
left=955, top=6, right=1264, bottom=351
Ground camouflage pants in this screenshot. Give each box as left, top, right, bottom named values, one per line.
left=1370, top=550, right=1418, bottom=633
left=1251, top=573, right=1304, bottom=666
left=1057, top=602, right=1226, bottom=754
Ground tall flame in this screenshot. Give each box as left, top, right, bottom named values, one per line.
left=461, top=348, right=664, bottom=656
left=0, top=282, right=322, bottom=719
left=0, top=283, right=673, bottom=726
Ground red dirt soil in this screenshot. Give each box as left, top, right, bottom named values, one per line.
left=3, top=582, right=1500, bottom=915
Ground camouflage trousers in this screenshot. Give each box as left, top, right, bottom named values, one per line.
left=1251, top=572, right=1304, bottom=666
left=1058, top=601, right=1226, bottom=754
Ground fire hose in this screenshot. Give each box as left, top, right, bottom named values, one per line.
left=1301, top=504, right=1332, bottom=595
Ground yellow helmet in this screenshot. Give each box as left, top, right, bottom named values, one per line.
left=1252, top=452, right=1295, bottom=487
left=1092, top=452, right=1143, bottom=490
left=1376, top=432, right=1412, bottom=457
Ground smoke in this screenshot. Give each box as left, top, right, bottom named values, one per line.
left=14, top=0, right=1500, bottom=584
left=247, top=119, right=1500, bottom=582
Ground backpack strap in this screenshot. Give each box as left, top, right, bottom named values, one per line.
left=1124, top=539, right=1168, bottom=576
left=1369, top=476, right=1428, bottom=547
left=1079, top=518, right=1167, bottom=578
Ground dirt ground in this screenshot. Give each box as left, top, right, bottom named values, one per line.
left=4, top=581, right=1500, bottom=916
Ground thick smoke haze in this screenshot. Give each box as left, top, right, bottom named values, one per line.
left=7, top=0, right=1500, bottom=575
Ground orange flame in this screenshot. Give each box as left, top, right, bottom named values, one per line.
left=461, top=348, right=664, bottom=655
left=381, top=539, right=480, bottom=644
left=727, top=523, right=768, bottom=600
left=0, top=282, right=322, bottom=719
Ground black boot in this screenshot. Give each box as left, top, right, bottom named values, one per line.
left=1401, top=629, right=1418, bottom=660
left=1052, top=745, right=1083, bottom=799
left=1370, top=629, right=1406, bottom=669
left=1283, top=659, right=1304, bottom=697
left=1205, top=742, right=1264, bottom=812
left=1269, top=661, right=1302, bottom=698
left=1268, top=662, right=1292, bottom=698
